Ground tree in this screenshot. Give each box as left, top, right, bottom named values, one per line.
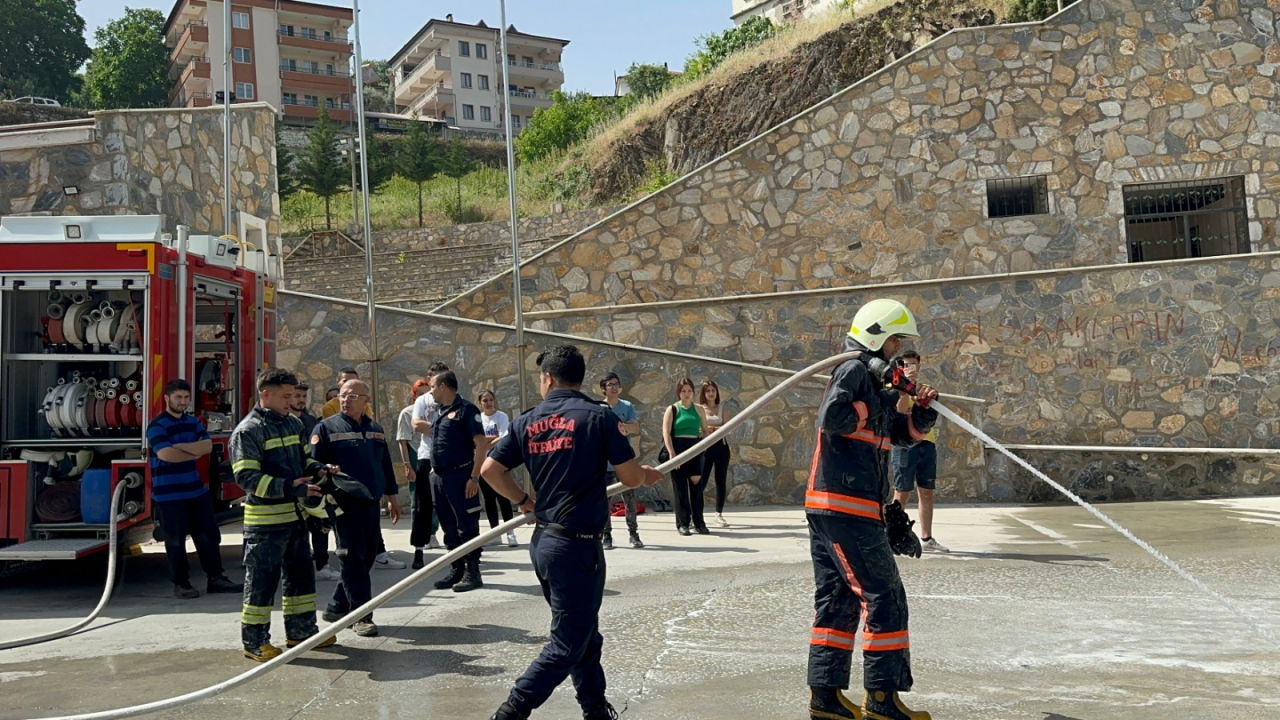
left=294, top=107, right=348, bottom=229
left=1007, top=0, right=1073, bottom=22
left=396, top=117, right=441, bottom=227
left=83, top=8, right=171, bottom=110
left=439, top=137, right=476, bottom=220
left=354, top=136, right=396, bottom=194
left=275, top=120, right=301, bottom=200
left=684, top=16, right=776, bottom=80
left=0, top=0, right=91, bottom=102
left=625, top=62, right=675, bottom=101
left=515, top=91, right=612, bottom=163
left=360, top=59, right=394, bottom=113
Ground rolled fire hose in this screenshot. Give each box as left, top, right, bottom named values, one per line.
left=35, top=481, right=81, bottom=523
left=15, top=351, right=1273, bottom=720
left=63, top=303, right=88, bottom=350
left=0, top=479, right=133, bottom=651
left=94, top=390, right=109, bottom=430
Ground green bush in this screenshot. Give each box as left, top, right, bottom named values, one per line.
left=516, top=91, right=615, bottom=163
left=683, top=16, right=777, bottom=81
left=1007, top=0, right=1064, bottom=22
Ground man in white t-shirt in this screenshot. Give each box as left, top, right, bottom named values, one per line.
left=600, top=372, right=643, bottom=550
left=409, top=361, right=450, bottom=568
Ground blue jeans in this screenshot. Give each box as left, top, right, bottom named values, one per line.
left=891, top=442, right=937, bottom=492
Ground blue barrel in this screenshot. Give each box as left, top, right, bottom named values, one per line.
left=80, top=470, right=113, bottom=524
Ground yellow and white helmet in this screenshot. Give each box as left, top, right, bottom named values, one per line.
left=847, top=299, right=919, bottom=352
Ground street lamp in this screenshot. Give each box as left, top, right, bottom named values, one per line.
left=498, top=0, right=527, bottom=413
left=351, top=0, right=379, bottom=414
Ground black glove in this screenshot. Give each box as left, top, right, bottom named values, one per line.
left=883, top=500, right=922, bottom=558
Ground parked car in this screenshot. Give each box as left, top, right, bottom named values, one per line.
left=5, top=97, right=62, bottom=107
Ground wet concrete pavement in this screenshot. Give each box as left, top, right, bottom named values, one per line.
left=2, top=497, right=1279, bottom=719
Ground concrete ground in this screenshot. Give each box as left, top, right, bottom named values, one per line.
left=2, top=497, right=1279, bottom=720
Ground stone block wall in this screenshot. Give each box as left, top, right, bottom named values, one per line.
left=0, top=104, right=279, bottom=239
left=443, top=0, right=1280, bottom=325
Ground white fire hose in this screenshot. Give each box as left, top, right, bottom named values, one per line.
left=12, top=350, right=1271, bottom=719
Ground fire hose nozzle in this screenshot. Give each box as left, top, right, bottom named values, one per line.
left=71, top=293, right=88, bottom=305
left=122, top=472, right=144, bottom=489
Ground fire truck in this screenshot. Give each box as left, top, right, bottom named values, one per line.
left=0, top=215, right=278, bottom=570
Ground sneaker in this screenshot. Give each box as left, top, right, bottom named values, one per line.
left=921, top=537, right=950, bottom=554
left=490, top=701, right=529, bottom=720
left=863, top=690, right=930, bottom=720
left=412, top=549, right=425, bottom=570
left=809, top=687, right=863, bottom=719
left=427, top=535, right=443, bottom=549
left=694, top=525, right=710, bottom=535
left=321, top=609, right=344, bottom=623
left=583, top=700, right=619, bottom=720
left=286, top=634, right=337, bottom=649
left=716, top=513, right=729, bottom=527
left=243, top=643, right=283, bottom=662
left=375, top=552, right=406, bottom=569
left=629, top=532, right=644, bottom=549
left=206, top=575, right=243, bottom=593
left=506, top=531, right=519, bottom=547
left=602, top=533, right=614, bottom=551
left=352, top=620, right=379, bottom=637
left=174, top=582, right=200, bottom=600
left=678, top=526, right=692, bottom=536
left=316, top=566, right=341, bottom=580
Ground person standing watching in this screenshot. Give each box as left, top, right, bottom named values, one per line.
left=411, top=362, right=452, bottom=565
left=230, top=368, right=336, bottom=662
left=599, top=372, right=643, bottom=549
left=892, top=351, right=947, bottom=554
left=398, top=379, right=440, bottom=570
left=311, top=379, right=401, bottom=638
left=321, top=367, right=365, bottom=419
left=146, top=379, right=243, bottom=599
left=477, top=389, right=519, bottom=548
left=292, top=383, right=336, bottom=580
left=697, top=379, right=732, bottom=528
left=661, top=378, right=709, bottom=536
left=481, top=344, right=664, bottom=720
left=427, top=371, right=488, bottom=593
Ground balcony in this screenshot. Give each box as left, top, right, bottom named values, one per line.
left=168, top=57, right=211, bottom=100
left=280, top=99, right=352, bottom=123
left=278, top=29, right=351, bottom=54
left=394, top=50, right=451, bottom=104
left=178, top=91, right=212, bottom=108
left=507, top=88, right=554, bottom=110
left=279, top=63, right=354, bottom=94
left=506, top=57, right=564, bottom=85
left=409, top=83, right=455, bottom=116
left=168, top=21, right=208, bottom=63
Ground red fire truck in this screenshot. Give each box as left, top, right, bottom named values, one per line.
left=0, top=215, right=278, bottom=570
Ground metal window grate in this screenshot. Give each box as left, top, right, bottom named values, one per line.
left=986, top=176, right=1050, bottom=218
left=1123, top=177, right=1249, bottom=262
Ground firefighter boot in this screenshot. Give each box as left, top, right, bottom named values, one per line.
left=863, top=690, right=930, bottom=720
left=243, top=643, right=283, bottom=662
left=490, top=701, right=529, bottom=720
left=809, top=687, right=863, bottom=720
left=452, top=557, right=483, bottom=593
left=583, top=700, right=619, bottom=719
left=286, top=634, right=338, bottom=649
left=432, top=560, right=464, bottom=590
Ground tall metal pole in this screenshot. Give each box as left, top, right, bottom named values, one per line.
left=498, top=0, right=527, bottom=413
left=222, top=0, right=233, bottom=235
left=351, top=0, right=379, bottom=414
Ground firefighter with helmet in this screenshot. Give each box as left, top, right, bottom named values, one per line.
left=806, top=299, right=939, bottom=720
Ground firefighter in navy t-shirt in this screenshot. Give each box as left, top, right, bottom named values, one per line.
left=481, top=345, right=663, bottom=720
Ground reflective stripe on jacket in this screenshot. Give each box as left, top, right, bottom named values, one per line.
left=230, top=406, right=324, bottom=527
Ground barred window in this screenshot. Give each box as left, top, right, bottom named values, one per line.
left=1123, top=177, right=1249, bottom=262
left=987, top=176, right=1049, bottom=218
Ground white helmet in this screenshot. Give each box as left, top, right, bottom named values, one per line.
left=847, top=299, right=919, bottom=352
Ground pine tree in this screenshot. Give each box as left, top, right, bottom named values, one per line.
left=275, top=120, right=301, bottom=200
left=294, top=107, right=347, bottom=229
left=439, top=137, right=475, bottom=222
left=396, top=117, right=440, bottom=227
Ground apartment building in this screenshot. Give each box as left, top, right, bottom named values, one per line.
left=731, top=0, right=843, bottom=25
left=389, top=15, right=568, bottom=137
left=164, top=0, right=355, bottom=126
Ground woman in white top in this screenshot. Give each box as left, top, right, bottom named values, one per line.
left=698, top=380, right=732, bottom=527
left=477, top=389, right=517, bottom=547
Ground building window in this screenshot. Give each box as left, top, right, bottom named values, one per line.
left=508, top=53, right=516, bottom=65
left=523, top=55, right=534, bottom=67
left=325, top=97, right=334, bottom=108
left=233, top=47, right=252, bottom=63
left=236, top=82, right=254, bottom=100
left=323, top=30, right=333, bottom=41
left=232, top=11, right=250, bottom=29
left=460, top=72, right=472, bottom=88
left=480, top=106, right=491, bottom=122
left=986, top=176, right=1049, bottom=218
left=476, top=43, right=487, bottom=59
left=325, top=63, right=335, bottom=75
left=462, top=104, right=474, bottom=120
left=281, top=58, right=297, bottom=71
left=478, top=74, right=489, bottom=90
left=282, top=92, right=297, bottom=105
left=1123, top=177, right=1250, bottom=262
left=303, top=94, right=318, bottom=107
left=280, top=24, right=294, bottom=36
left=458, top=41, right=470, bottom=56
left=512, top=115, right=521, bottom=128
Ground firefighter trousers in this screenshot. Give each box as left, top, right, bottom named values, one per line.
left=241, top=522, right=319, bottom=650
left=328, top=503, right=379, bottom=622
left=431, top=466, right=482, bottom=563
left=807, top=513, right=913, bottom=692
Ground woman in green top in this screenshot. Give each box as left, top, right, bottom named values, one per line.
left=662, top=378, right=709, bottom=535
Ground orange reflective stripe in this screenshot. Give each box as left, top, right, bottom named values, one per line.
left=863, top=630, right=910, bottom=652
left=841, top=429, right=891, bottom=449
left=810, top=627, right=856, bottom=650
left=907, top=415, right=926, bottom=442
left=807, top=434, right=823, bottom=492
left=852, top=400, right=868, bottom=426
left=805, top=491, right=882, bottom=521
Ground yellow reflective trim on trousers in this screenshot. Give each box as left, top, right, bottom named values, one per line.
left=233, top=459, right=261, bottom=472
left=254, top=474, right=275, bottom=497
left=242, top=605, right=272, bottom=625
left=282, top=594, right=316, bottom=614
left=263, top=438, right=284, bottom=450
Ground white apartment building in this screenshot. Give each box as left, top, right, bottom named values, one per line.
left=731, top=0, right=843, bottom=26
left=389, top=15, right=568, bottom=137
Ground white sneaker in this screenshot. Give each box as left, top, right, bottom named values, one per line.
left=374, top=552, right=406, bottom=569
left=506, top=531, right=518, bottom=547
left=922, top=537, right=950, bottom=554
left=315, top=566, right=340, bottom=581
left=427, top=536, right=442, bottom=549
left=715, top=513, right=729, bottom=527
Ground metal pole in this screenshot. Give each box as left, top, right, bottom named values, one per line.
left=351, top=0, right=379, bottom=414
left=498, top=0, right=527, bottom=413
left=222, top=0, right=233, bottom=235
